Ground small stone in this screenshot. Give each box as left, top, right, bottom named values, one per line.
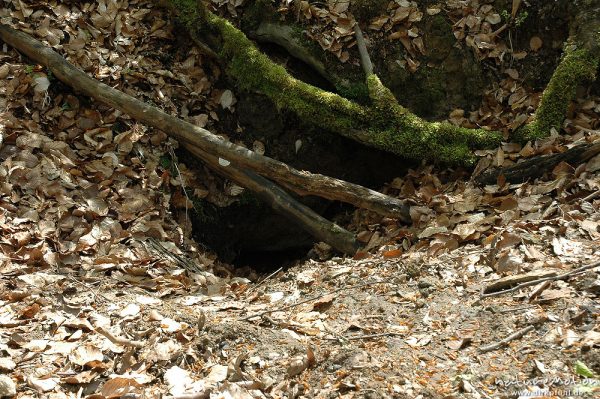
left=0, top=375, right=17, bottom=397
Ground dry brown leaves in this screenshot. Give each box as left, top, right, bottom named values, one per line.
left=0, top=0, right=261, bottom=397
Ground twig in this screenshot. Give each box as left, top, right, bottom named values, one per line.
left=96, top=326, right=145, bottom=348
left=479, top=325, right=535, bottom=353
left=354, top=24, right=373, bottom=76
left=481, top=260, right=600, bottom=298
left=66, top=275, right=110, bottom=303
left=582, top=189, right=600, bottom=202
left=248, top=267, right=283, bottom=293
left=189, top=35, right=219, bottom=60
left=527, top=280, right=552, bottom=303
left=322, top=332, right=404, bottom=341
left=240, top=281, right=391, bottom=321
left=163, top=393, right=208, bottom=399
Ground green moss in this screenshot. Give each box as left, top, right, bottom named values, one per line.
left=167, top=0, right=204, bottom=32
left=208, top=12, right=367, bottom=132
left=167, top=1, right=503, bottom=165
left=336, top=81, right=370, bottom=102
left=516, top=46, right=599, bottom=141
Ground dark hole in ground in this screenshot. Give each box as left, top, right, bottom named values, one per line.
left=234, top=247, right=311, bottom=274
left=174, top=39, right=415, bottom=271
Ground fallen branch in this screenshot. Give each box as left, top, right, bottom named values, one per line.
left=0, top=23, right=410, bottom=222
left=186, top=145, right=359, bottom=254
left=164, top=393, right=209, bottom=399
left=322, top=332, right=403, bottom=341
left=478, top=325, right=535, bottom=353
left=95, top=326, right=145, bottom=348
left=481, top=260, right=600, bottom=298
left=475, top=142, right=600, bottom=185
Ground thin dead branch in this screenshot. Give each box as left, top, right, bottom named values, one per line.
left=481, top=260, right=600, bottom=298
left=186, top=146, right=360, bottom=254
left=475, top=142, right=600, bottom=185
left=95, top=326, right=145, bottom=348
left=354, top=24, right=373, bottom=77
left=478, top=325, right=535, bottom=353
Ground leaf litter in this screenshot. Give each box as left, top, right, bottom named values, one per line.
left=0, top=0, right=599, bottom=397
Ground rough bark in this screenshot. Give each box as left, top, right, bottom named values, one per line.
left=475, top=142, right=600, bottom=185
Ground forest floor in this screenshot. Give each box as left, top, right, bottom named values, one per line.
left=0, top=1, right=599, bottom=398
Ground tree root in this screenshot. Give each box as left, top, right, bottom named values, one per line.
left=169, top=1, right=599, bottom=163
left=166, top=0, right=502, bottom=166
left=516, top=1, right=599, bottom=141
left=0, top=23, right=408, bottom=254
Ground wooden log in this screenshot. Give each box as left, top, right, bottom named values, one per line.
left=475, top=142, right=600, bottom=185
left=0, top=23, right=410, bottom=222
left=186, top=145, right=359, bottom=254
left=0, top=23, right=362, bottom=254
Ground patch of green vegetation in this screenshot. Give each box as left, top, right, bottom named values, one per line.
left=501, top=9, right=528, bottom=27
left=365, top=74, right=501, bottom=165
left=335, top=81, right=370, bottom=103
left=516, top=46, right=599, bottom=141
left=167, top=0, right=502, bottom=165
left=159, top=154, right=172, bottom=170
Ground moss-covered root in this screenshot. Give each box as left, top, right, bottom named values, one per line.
left=365, top=74, right=502, bottom=165
left=167, top=0, right=502, bottom=165
left=516, top=46, right=599, bottom=142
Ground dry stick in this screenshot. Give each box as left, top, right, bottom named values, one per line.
left=478, top=325, right=535, bottom=353
left=248, top=267, right=283, bottom=293
left=481, top=260, right=600, bottom=298
left=0, top=24, right=409, bottom=222
left=164, top=393, right=209, bottom=399
left=186, top=146, right=359, bottom=254
left=240, top=281, right=390, bottom=321
left=95, top=326, right=145, bottom=348
left=354, top=24, right=373, bottom=76
left=322, top=332, right=404, bottom=341
left=582, top=189, right=600, bottom=203
left=475, top=142, right=600, bottom=185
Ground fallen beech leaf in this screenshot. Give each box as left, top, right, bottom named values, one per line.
left=28, top=376, right=59, bottom=393
left=20, top=303, right=40, bottom=319
left=383, top=248, right=403, bottom=258
left=206, top=364, right=228, bottom=385
left=312, top=293, right=335, bottom=311
left=101, top=377, right=142, bottom=399
left=287, top=351, right=312, bottom=377
left=69, top=344, right=103, bottom=366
